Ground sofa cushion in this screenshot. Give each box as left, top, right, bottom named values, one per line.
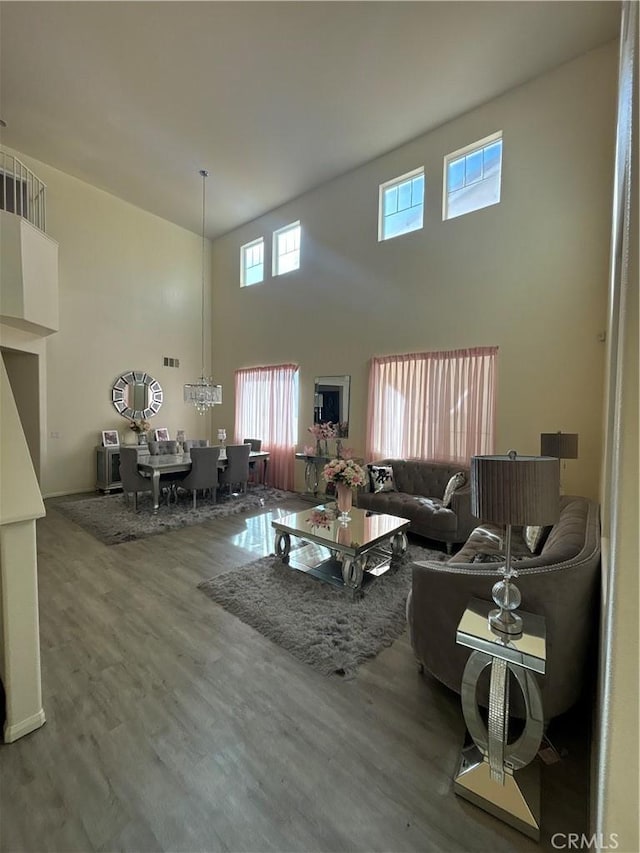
left=523, top=524, right=551, bottom=554
left=368, top=464, right=396, bottom=493
left=442, top=471, right=467, bottom=507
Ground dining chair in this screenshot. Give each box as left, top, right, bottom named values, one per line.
left=148, top=440, right=179, bottom=455
left=118, top=447, right=154, bottom=512
left=244, top=438, right=263, bottom=484
left=219, top=443, right=251, bottom=496
left=176, top=446, right=220, bottom=508
left=183, top=439, right=210, bottom=450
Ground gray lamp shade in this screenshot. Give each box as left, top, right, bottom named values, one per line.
left=471, top=453, right=560, bottom=526
left=540, top=432, right=579, bottom=460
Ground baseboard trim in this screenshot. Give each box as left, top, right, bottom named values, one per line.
left=4, top=708, right=46, bottom=743
left=43, top=488, right=95, bottom=499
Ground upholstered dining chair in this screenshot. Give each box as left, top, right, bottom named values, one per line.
left=119, top=447, right=153, bottom=512
left=176, top=446, right=220, bottom=508
left=243, top=438, right=263, bottom=484
left=148, top=440, right=179, bottom=455
left=183, top=439, right=210, bottom=450
left=219, top=443, right=251, bottom=496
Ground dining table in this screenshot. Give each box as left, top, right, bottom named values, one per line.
left=137, top=449, right=270, bottom=511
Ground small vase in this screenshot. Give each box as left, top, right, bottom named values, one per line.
left=336, top=439, right=342, bottom=459
left=335, top=483, right=353, bottom=523
left=315, top=440, right=323, bottom=457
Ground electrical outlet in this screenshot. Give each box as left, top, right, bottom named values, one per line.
left=49, top=431, right=60, bottom=439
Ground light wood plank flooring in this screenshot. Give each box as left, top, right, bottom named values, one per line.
left=0, top=493, right=590, bottom=852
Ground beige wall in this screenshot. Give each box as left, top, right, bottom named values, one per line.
left=1, top=148, right=216, bottom=497
left=212, top=43, right=617, bottom=498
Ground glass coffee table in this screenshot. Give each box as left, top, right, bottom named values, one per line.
left=272, top=504, right=410, bottom=595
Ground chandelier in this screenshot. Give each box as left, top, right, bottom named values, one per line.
left=184, top=169, right=222, bottom=413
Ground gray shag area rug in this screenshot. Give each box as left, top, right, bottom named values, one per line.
left=54, top=486, right=296, bottom=546
left=198, top=541, right=447, bottom=677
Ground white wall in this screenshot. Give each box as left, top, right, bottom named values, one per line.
left=212, top=43, right=617, bottom=499
left=1, top=148, right=216, bottom=497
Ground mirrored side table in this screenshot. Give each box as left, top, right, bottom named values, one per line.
left=453, top=598, right=546, bottom=840
left=295, top=452, right=331, bottom=499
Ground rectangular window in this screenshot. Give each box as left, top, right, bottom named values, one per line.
left=240, top=237, right=264, bottom=286
left=379, top=167, right=425, bottom=241
left=366, top=347, right=497, bottom=464
left=234, top=364, right=299, bottom=490
left=443, top=132, right=503, bottom=221
left=273, top=221, right=301, bottom=276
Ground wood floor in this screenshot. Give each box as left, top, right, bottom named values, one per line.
left=0, top=493, right=590, bottom=852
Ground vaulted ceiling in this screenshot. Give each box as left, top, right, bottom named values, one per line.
left=0, top=1, right=620, bottom=239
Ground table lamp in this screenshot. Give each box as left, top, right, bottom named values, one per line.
left=540, top=431, right=578, bottom=493
left=471, top=451, right=560, bottom=635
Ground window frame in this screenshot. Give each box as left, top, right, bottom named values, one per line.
left=272, top=221, right=301, bottom=277
left=442, top=130, right=503, bottom=221
left=378, top=166, right=425, bottom=242
left=240, top=236, right=265, bottom=287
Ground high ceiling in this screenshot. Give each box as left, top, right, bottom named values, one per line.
left=0, top=2, right=620, bottom=239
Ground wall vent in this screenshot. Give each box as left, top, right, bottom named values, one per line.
left=163, top=357, right=180, bottom=368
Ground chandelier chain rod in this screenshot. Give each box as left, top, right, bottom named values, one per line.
left=200, top=169, right=207, bottom=378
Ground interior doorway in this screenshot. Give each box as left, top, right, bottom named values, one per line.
left=1, top=348, right=41, bottom=481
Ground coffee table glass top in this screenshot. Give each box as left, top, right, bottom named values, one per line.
left=272, top=504, right=410, bottom=555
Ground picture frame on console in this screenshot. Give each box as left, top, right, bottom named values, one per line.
left=154, top=428, right=170, bottom=441
left=101, top=429, right=119, bottom=447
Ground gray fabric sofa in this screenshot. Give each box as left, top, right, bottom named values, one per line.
left=356, top=459, right=477, bottom=551
left=406, top=495, right=601, bottom=720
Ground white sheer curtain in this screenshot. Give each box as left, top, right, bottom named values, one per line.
left=366, top=347, right=497, bottom=464
left=234, top=364, right=298, bottom=490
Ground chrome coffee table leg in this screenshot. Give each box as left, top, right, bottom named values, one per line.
left=274, top=531, right=291, bottom=564
left=341, top=555, right=364, bottom=593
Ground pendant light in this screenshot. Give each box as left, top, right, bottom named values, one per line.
left=184, top=168, right=222, bottom=413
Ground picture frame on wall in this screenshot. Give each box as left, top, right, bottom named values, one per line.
left=102, top=429, right=120, bottom=447
left=154, top=428, right=170, bottom=441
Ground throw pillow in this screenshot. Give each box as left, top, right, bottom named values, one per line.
left=442, top=471, right=467, bottom=508
left=368, top=464, right=396, bottom=493
left=524, top=525, right=551, bottom=554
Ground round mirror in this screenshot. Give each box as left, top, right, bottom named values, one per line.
left=112, top=371, right=163, bottom=420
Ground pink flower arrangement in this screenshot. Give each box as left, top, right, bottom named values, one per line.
left=322, top=457, right=366, bottom=488
left=307, top=508, right=336, bottom=529
left=308, top=422, right=337, bottom=440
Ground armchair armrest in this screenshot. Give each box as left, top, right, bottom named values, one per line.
left=449, top=484, right=478, bottom=541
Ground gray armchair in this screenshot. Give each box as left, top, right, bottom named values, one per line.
left=119, top=447, right=153, bottom=512
left=219, top=443, right=251, bottom=496
left=177, top=446, right=220, bottom=508
left=406, top=496, right=601, bottom=720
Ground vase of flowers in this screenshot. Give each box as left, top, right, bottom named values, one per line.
left=322, top=457, right=366, bottom=523
left=129, top=418, right=151, bottom=445
left=308, top=422, right=337, bottom=458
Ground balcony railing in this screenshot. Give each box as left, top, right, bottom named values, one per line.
left=0, top=150, right=47, bottom=232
